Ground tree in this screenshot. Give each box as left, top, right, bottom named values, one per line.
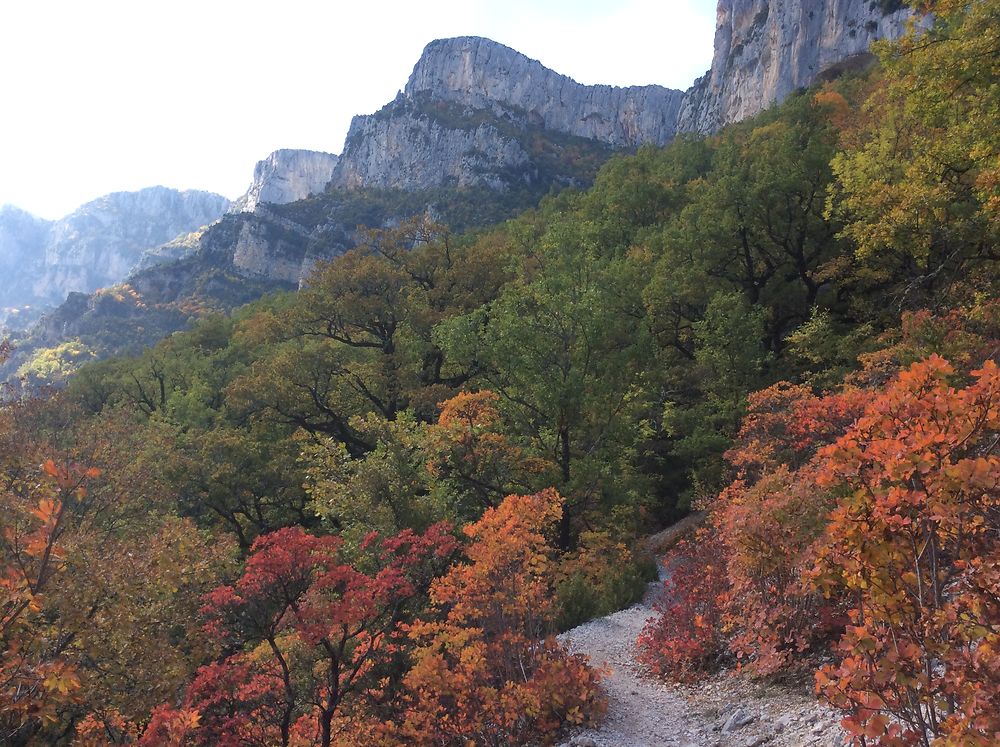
left=401, top=490, right=605, bottom=744
left=423, top=390, right=554, bottom=520
left=0, top=460, right=85, bottom=743
left=304, top=412, right=443, bottom=546
left=168, top=523, right=457, bottom=747
left=226, top=219, right=509, bottom=453
left=168, top=423, right=311, bottom=551
left=829, top=0, right=1000, bottom=312
left=651, top=93, right=845, bottom=352
left=0, top=401, right=236, bottom=740
left=813, top=356, right=1000, bottom=745
left=437, top=221, right=652, bottom=546
left=663, top=291, right=770, bottom=494
left=637, top=529, right=728, bottom=681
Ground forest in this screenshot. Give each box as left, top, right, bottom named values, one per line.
left=1, top=1, right=998, bottom=744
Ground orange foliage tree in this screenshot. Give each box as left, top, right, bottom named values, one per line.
left=401, top=489, right=606, bottom=745
left=1, top=460, right=93, bottom=742
left=714, top=383, right=870, bottom=674
left=424, top=390, right=552, bottom=517
left=813, top=356, right=1000, bottom=745
left=642, top=350, right=1000, bottom=744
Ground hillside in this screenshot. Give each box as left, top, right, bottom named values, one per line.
left=1, top=0, right=997, bottom=745
left=3, top=1, right=912, bottom=385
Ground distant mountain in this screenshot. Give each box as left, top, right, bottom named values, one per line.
left=0, top=187, right=229, bottom=327
left=0, top=206, right=51, bottom=325
left=3, top=0, right=913, bottom=384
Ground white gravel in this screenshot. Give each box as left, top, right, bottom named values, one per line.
left=559, top=570, right=850, bottom=747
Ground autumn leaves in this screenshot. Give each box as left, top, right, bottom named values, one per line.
left=639, top=344, right=1000, bottom=745
left=77, top=490, right=603, bottom=746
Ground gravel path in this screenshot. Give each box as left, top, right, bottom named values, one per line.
left=560, top=576, right=705, bottom=746
left=559, top=566, right=849, bottom=747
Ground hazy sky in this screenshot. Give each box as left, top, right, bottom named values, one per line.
left=0, top=1, right=718, bottom=219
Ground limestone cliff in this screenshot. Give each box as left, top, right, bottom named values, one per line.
left=330, top=96, right=533, bottom=192
left=676, top=0, right=912, bottom=133
left=402, top=37, right=685, bottom=148
left=332, top=7, right=911, bottom=192
left=152, top=13, right=916, bottom=289
left=331, top=37, right=683, bottom=192
left=232, top=149, right=340, bottom=213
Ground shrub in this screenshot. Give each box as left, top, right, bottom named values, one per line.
left=555, top=530, right=655, bottom=630
left=402, top=490, right=607, bottom=744
left=638, top=530, right=729, bottom=681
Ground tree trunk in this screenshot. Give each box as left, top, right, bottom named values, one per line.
left=558, top=424, right=573, bottom=549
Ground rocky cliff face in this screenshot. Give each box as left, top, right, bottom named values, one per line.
left=332, top=5, right=910, bottom=192
left=118, top=12, right=914, bottom=298
left=331, top=96, right=533, bottom=192
left=0, top=187, right=229, bottom=321
left=331, top=36, right=683, bottom=192
left=0, top=206, right=49, bottom=267
left=232, top=149, right=340, bottom=213
left=402, top=37, right=685, bottom=148
left=677, top=0, right=911, bottom=133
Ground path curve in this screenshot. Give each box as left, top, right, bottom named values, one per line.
left=560, top=575, right=706, bottom=746
left=558, top=521, right=849, bottom=747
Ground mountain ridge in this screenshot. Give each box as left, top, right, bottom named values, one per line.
left=3, top=0, right=914, bottom=383
left=0, top=187, right=229, bottom=328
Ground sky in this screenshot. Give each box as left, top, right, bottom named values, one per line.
left=0, top=0, right=718, bottom=220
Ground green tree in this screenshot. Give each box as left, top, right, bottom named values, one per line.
left=437, top=219, right=652, bottom=546
left=829, top=0, right=1000, bottom=310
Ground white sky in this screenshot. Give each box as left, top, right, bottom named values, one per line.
left=0, top=0, right=717, bottom=220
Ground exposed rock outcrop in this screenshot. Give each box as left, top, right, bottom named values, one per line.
left=402, top=37, right=685, bottom=148
left=677, top=0, right=912, bottom=133
left=133, top=229, right=206, bottom=272
left=331, top=95, right=534, bottom=192
left=332, top=4, right=911, bottom=192
left=226, top=207, right=316, bottom=283
left=232, top=149, right=340, bottom=213
left=0, top=206, right=49, bottom=269
left=331, top=37, right=683, bottom=192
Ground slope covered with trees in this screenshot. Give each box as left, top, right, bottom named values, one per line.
left=0, top=1, right=997, bottom=744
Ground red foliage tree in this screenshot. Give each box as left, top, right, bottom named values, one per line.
left=637, top=530, right=727, bottom=681
left=640, top=383, right=868, bottom=679
left=148, top=523, right=457, bottom=747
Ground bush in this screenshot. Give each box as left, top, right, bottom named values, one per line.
left=637, top=530, right=729, bottom=681
left=555, top=530, right=655, bottom=630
